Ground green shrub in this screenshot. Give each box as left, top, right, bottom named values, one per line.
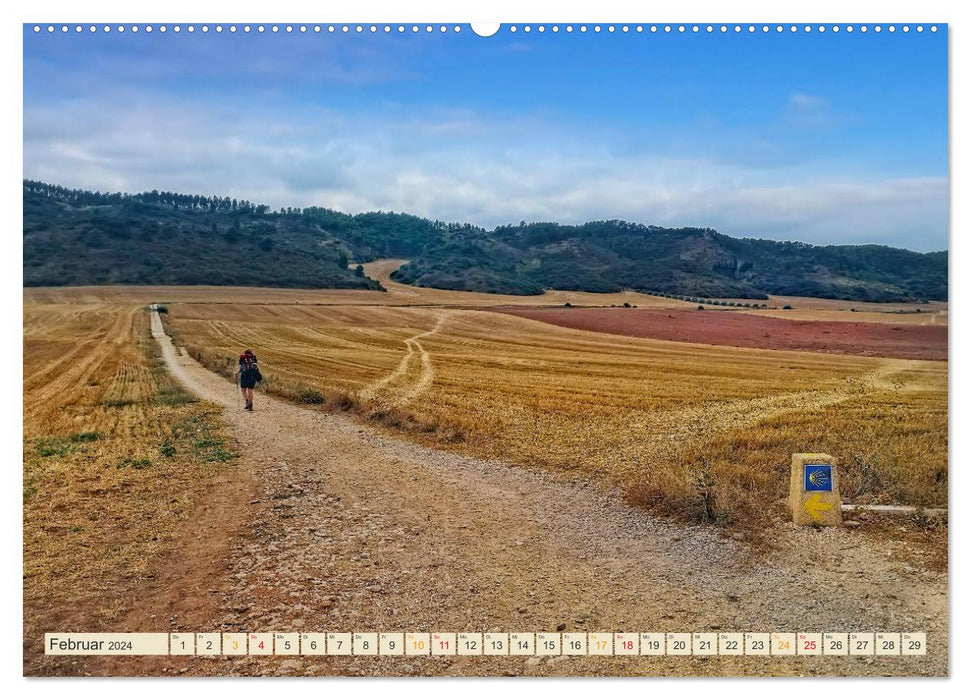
left=206, top=447, right=236, bottom=462
left=35, top=438, right=70, bottom=457
left=117, top=457, right=151, bottom=470
left=298, top=389, right=325, bottom=405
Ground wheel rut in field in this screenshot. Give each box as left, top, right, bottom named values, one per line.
left=644, top=356, right=925, bottom=447
left=24, top=305, right=138, bottom=424
left=922, top=309, right=947, bottom=326
left=358, top=312, right=452, bottom=407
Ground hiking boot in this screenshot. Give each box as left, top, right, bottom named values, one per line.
left=245, top=401, right=253, bottom=411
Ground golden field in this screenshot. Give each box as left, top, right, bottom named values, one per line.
left=161, top=297, right=946, bottom=529
left=24, top=272, right=947, bottom=535
left=23, top=302, right=238, bottom=641
left=743, top=306, right=947, bottom=326
left=24, top=259, right=695, bottom=310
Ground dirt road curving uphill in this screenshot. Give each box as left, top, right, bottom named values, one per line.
left=102, top=311, right=946, bottom=676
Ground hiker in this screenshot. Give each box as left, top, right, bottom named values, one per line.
left=235, top=349, right=262, bottom=411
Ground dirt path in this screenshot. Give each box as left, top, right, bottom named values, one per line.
left=358, top=312, right=455, bottom=406
left=94, top=312, right=946, bottom=676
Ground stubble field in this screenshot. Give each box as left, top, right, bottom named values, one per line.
left=25, top=265, right=949, bottom=537
left=23, top=301, right=241, bottom=671
left=163, top=295, right=947, bottom=531
left=23, top=269, right=949, bottom=676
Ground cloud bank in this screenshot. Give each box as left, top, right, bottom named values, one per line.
left=24, top=94, right=947, bottom=252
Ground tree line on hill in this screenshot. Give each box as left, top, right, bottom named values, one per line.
left=23, top=180, right=947, bottom=302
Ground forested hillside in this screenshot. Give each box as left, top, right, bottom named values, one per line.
left=24, top=180, right=947, bottom=302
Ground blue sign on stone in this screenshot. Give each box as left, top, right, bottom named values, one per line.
left=804, top=464, right=833, bottom=492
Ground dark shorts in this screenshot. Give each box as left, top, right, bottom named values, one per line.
left=240, top=372, right=258, bottom=389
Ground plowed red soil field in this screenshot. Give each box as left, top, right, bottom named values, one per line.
left=497, top=307, right=947, bottom=360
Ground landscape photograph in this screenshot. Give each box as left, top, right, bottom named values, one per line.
left=22, top=21, right=948, bottom=677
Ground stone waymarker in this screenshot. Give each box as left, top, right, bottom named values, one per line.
left=789, top=453, right=842, bottom=526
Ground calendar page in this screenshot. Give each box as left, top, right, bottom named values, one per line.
left=21, top=9, right=948, bottom=680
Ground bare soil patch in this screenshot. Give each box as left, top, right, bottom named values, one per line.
left=498, top=307, right=947, bottom=361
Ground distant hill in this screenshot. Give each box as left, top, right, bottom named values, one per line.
left=23, top=181, right=382, bottom=290
left=23, top=180, right=947, bottom=302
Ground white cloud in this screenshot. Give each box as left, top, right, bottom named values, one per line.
left=783, top=92, right=851, bottom=129
left=23, top=96, right=947, bottom=251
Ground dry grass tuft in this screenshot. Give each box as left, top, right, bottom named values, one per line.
left=626, top=385, right=948, bottom=529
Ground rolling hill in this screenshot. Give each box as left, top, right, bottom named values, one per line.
left=23, top=180, right=947, bottom=302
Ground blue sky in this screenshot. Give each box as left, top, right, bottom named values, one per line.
left=23, top=24, right=948, bottom=250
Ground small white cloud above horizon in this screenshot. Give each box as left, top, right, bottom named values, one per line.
left=783, top=92, right=850, bottom=129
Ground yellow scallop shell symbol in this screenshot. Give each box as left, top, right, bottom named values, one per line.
left=808, top=470, right=828, bottom=487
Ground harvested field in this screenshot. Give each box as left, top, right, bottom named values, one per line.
left=498, top=307, right=947, bottom=361
left=22, top=259, right=694, bottom=310
left=715, top=294, right=947, bottom=313
left=165, top=300, right=947, bottom=528
left=23, top=287, right=948, bottom=677
left=23, top=302, right=245, bottom=674
left=760, top=295, right=947, bottom=313
left=744, top=307, right=948, bottom=326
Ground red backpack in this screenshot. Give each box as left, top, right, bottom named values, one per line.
left=239, top=352, right=261, bottom=380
